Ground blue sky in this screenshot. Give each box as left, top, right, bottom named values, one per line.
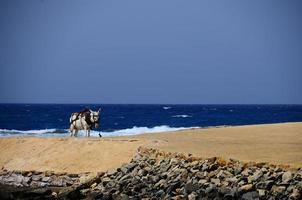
left=0, top=0, right=301, bottom=104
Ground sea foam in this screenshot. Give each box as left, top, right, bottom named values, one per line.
left=0, top=126, right=198, bottom=137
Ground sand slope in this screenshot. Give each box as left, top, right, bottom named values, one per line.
left=0, top=122, right=301, bottom=173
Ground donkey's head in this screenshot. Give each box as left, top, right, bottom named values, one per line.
left=89, top=108, right=101, bottom=128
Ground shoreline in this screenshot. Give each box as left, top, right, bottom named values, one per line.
left=1, top=121, right=302, bottom=138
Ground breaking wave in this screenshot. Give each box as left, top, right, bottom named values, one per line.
left=0, top=129, right=68, bottom=137
left=0, top=126, right=199, bottom=137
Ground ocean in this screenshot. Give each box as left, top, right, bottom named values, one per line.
left=0, top=104, right=301, bottom=137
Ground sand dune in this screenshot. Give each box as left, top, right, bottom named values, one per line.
left=0, top=122, right=301, bottom=173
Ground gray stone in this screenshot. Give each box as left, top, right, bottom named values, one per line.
left=226, top=177, right=238, bottom=183
left=289, top=188, right=301, bottom=200
left=188, top=192, right=197, bottom=200
left=107, top=169, right=117, bottom=176
left=102, top=177, right=111, bottom=183
left=170, top=158, right=179, bottom=165
left=185, top=182, right=199, bottom=193
left=282, top=171, right=292, bottom=183
left=240, top=184, right=253, bottom=192
left=256, top=180, right=274, bottom=190
left=22, top=176, right=31, bottom=184
left=252, top=170, right=263, bottom=181
left=241, top=191, right=260, bottom=200
left=211, top=178, right=220, bottom=185
left=37, top=182, right=48, bottom=187
left=51, top=178, right=64, bottom=187
left=257, top=189, right=266, bottom=197
left=41, top=176, right=51, bottom=182
left=154, top=179, right=166, bottom=188
left=198, top=179, right=207, bottom=185
left=31, top=175, right=41, bottom=181
left=195, top=171, right=205, bottom=179
left=271, top=185, right=286, bottom=194
left=115, top=193, right=129, bottom=200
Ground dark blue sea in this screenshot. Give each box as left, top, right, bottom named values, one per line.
left=0, top=104, right=301, bottom=137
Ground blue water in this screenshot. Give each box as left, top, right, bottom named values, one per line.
left=0, top=104, right=301, bottom=137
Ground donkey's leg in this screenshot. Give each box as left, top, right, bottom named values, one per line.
left=74, top=130, right=78, bottom=137
left=88, top=129, right=90, bottom=137
left=69, top=125, right=74, bottom=137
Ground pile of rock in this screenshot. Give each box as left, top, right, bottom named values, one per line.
left=1, top=147, right=301, bottom=199
left=0, top=170, right=80, bottom=188
left=81, top=148, right=302, bottom=199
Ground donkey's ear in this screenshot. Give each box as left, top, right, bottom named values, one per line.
left=98, top=108, right=101, bottom=113
left=89, top=109, right=93, bottom=113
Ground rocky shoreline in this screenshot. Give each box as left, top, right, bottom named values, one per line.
left=1, top=147, right=302, bottom=199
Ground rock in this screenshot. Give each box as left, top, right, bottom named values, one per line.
left=51, top=192, right=58, bottom=198
left=170, top=158, right=179, bottom=165
left=115, top=193, right=129, bottom=200
left=253, top=170, right=263, bottom=181
left=51, top=178, right=64, bottom=187
left=189, top=161, right=199, bottom=167
left=31, top=175, right=41, bottom=181
left=37, top=182, right=48, bottom=187
left=188, top=192, right=197, bottom=200
left=211, top=178, right=220, bottom=185
left=256, top=180, right=274, bottom=190
left=22, top=176, right=31, bottom=185
left=154, top=179, right=166, bottom=188
left=195, top=171, right=205, bottom=179
left=218, top=186, right=231, bottom=196
left=226, top=177, right=238, bottom=183
left=296, top=182, right=302, bottom=191
left=41, top=176, right=51, bottom=182
left=282, top=171, right=292, bottom=183
left=90, top=182, right=97, bottom=188
left=234, top=166, right=243, bottom=175
left=207, top=171, right=216, bottom=178
left=271, top=185, right=286, bottom=195
left=241, top=191, right=260, bottom=200
left=242, top=169, right=251, bottom=176
left=205, top=184, right=217, bottom=194
left=185, top=182, right=199, bottom=193
left=137, top=169, right=147, bottom=177
left=240, top=184, right=253, bottom=192
left=102, top=177, right=111, bottom=183
left=289, top=188, right=301, bottom=199
left=217, top=170, right=233, bottom=179
left=198, top=179, right=207, bottom=185
left=107, top=169, right=117, bottom=176
left=257, top=189, right=266, bottom=197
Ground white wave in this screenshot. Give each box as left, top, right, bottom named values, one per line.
left=93, top=125, right=198, bottom=137
left=163, top=106, right=171, bottom=110
left=0, top=128, right=67, bottom=137
left=0, top=128, right=58, bottom=134
left=172, top=115, right=192, bottom=118
left=0, top=126, right=198, bottom=137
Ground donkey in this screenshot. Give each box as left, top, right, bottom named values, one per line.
left=69, top=108, right=101, bottom=137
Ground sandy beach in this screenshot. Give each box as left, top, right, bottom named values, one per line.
left=0, top=122, right=301, bottom=174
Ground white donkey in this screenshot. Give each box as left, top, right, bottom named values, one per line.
left=69, top=108, right=101, bottom=137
